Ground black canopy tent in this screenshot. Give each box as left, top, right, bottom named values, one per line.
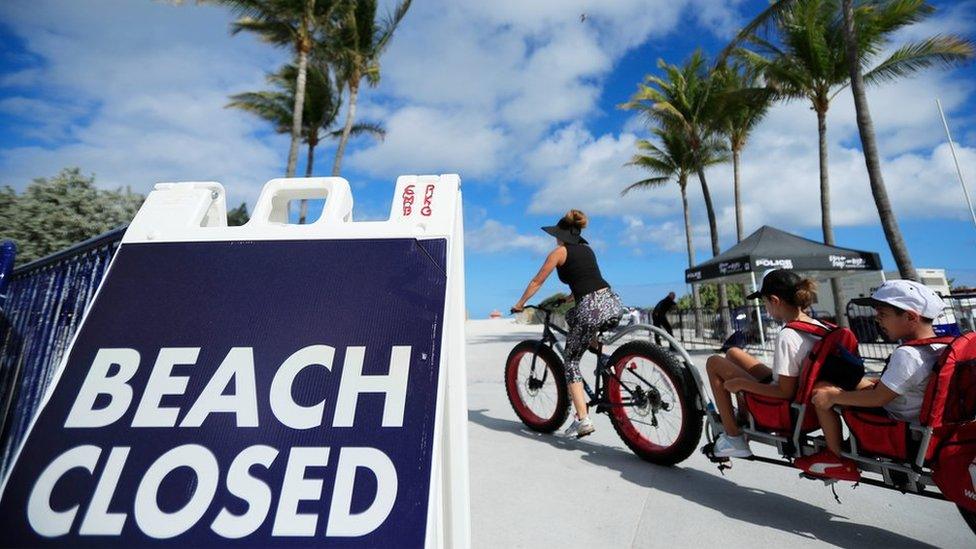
left=684, top=225, right=884, bottom=345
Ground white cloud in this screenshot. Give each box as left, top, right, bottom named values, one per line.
left=718, top=100, right=976, bottom=231
left=348, top=0, right=695, bottom=181
left=689, top=0, right=747, bottom=38
left=466, top=218, right=551, bottom=255
left=347, top=107, right=506, bottom=179
left=621, top=215, right=711, bottom=257
left=0, top=96, right=87, bottom=142
left=525, top=123, right=681, bottom=217
left=0, top=0, right=287, bottom=206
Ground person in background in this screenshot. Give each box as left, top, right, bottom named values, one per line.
left=622, top=307, right=642, bottom=327
left=652, top=291, right=677, bottom=344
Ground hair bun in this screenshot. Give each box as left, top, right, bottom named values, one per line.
left=564, top=209, right=588, bottom=229
left=792, top=278, right=818, bottom=309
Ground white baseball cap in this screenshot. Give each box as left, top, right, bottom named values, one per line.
left=851, top=279, right=946, bottom=319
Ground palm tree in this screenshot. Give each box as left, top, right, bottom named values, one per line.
left=729, top=0, right=975, bottom=283
left=330, top=0, right=412, bottom=176
left=735, top=0, right=972, bottom=323
left=713, top=64, right=774, bottom=242
left=840, top=0, right=974, bottom=280
left=229, top=62, right=384, bottom=222
left=206, top=0, right=343, bottom=178
left=623, top=127, right=728, bottom=334
left=623, top=51, right=733, bottom=332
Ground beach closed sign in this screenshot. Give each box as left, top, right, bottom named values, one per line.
left=0, top=176, right=470, bottom=548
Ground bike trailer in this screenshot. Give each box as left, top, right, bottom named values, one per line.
left=842, top=335, right=962, bottom=461
left=744, top=321, right=860, bottom=434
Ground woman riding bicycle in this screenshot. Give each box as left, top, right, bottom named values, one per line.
left=511, top=209, right=623, bottom=438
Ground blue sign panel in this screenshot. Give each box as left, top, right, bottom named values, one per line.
left=0, top=237, right=447, bottom=547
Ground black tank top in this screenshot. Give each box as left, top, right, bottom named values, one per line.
left=556, top=243, right=610, bottom=300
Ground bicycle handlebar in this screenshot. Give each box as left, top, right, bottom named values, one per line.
left=512, top=302, right=564, bottom=314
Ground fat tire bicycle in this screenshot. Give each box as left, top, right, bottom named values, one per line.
left=504, top=302, right=706, bottom=466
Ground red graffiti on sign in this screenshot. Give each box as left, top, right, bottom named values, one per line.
left=421, top=184, right=435, bottom=217
left=401, top=184, right=416, bottom=216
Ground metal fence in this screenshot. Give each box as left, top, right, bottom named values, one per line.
left=0, top=227, right=124, bottom=477
left=846, top=293, right=976, bottom=363
left=661, top=305, right=833, bottom=354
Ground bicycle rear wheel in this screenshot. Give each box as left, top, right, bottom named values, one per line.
left=505, top=340, right=570, bottom=433
left=605, top=341, right=702, bottom=465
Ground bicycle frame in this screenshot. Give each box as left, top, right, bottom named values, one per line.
left=525, top=306, right=709, bottom=415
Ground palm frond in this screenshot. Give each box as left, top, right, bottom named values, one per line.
left=864, top=34, right=976, bottom=85
left=621, top=177, right=671, bottom=196
left=375, top=0, right=413, bottom=55
left=231, top=16, right=296, bottom=44
left=328, top=121, right=385, bottom=141
left=226, top=90, right=292, bottom=134
left=718, top=0, right=803, bottom=63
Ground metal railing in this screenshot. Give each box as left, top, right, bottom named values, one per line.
left=0, top=227, right=125, bottom=477
left=662, top=305, right=835, bottom=354
left=846, top=293, right=976, bottom=363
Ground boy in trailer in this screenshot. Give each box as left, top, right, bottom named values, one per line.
left=801, top=280, right=948, bottom=481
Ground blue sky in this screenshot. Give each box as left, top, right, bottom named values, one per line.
left=1, top=0, right=974, bottom=318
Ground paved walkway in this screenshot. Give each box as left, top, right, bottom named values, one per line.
left=466, top=319, right=972, bottom=548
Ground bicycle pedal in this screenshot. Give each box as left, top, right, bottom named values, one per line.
left=595, top=404, right=610, bottom=414
left=700, top=442, right=730, bottom=464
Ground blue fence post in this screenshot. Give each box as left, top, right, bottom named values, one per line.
left=0, top=241, right=15, bottom=310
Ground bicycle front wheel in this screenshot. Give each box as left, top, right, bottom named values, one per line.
left=605, top=341, right=702, bottom=465
left=504, top=340, right=570, bottom=433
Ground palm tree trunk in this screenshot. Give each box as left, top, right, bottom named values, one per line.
left=817, top=109, right=834, bottom=246
left=732, top=144, right=751, bottom=325
left=306, top=140, right=315, bottom=177
left=681, top=180, right=704, bottom=336
left=733, top=146, right=744, bottom=242
left=841, top=0, right=917, bottom=281
left=696, top=166, right=731, bottom=336
left=696, top=167, right=720, bottom=257
left=332, top=78, right=360, bottom=177
left=817, top=107, right=849, bottom=327
left=299, top=140, right=316, bottom=224
left=287, top=48, right=309, bottom=179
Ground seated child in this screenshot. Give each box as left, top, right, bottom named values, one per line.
left=801, top=280, right=948, bottom=481
left=706, top=269, right=825, bottom=458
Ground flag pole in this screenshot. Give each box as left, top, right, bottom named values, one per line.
left=936, top=99, right=976, bottom=231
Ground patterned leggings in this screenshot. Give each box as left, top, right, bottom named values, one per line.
left=563, top=289, right=623, bottom=384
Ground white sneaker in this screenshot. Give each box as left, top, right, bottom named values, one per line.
left=712, top=433, right=752, bottom=458
left=564, top=416, right=595, bottom=438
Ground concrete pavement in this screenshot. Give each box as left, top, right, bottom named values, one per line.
left=465, top=319, right=972, bottom=548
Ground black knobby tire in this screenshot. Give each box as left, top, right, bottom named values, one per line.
left=605, top=341, right=703, bottom=465
left=504, top=341, right=570, bottom=433
left=960, top=505, right=976, bottom=536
